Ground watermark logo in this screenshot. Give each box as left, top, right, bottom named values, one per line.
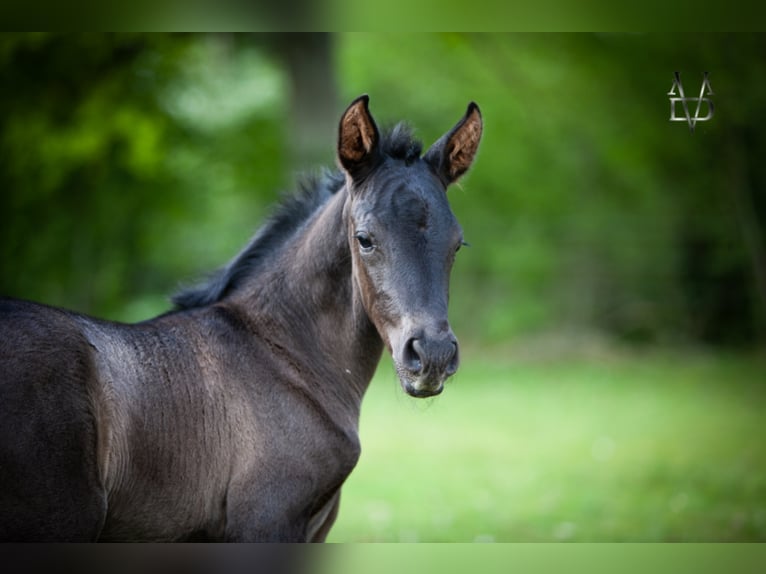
left=668, top=72, right=714, bottom=132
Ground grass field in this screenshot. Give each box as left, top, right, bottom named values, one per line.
left=326, top=346, right=766, bottom=542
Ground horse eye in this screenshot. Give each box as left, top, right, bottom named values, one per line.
left=456, top=240, right=470, bottom=253
left=355, top=232, right=375, bottom=252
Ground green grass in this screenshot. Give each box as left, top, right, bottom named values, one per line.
left=326, top=348, right=766, bottom=542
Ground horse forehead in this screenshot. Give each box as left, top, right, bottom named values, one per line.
left=370, top=164, right=452, bottom=225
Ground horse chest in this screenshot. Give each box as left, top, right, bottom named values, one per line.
left=246, top=391, right=362, bottom=494
left=95, top=334, right=365, bottom=540
left=214, top=390, right=361, bottom=541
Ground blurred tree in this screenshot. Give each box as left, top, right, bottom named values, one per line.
left=1, top=33, right=763, bottom=348
left=264, top=33, right=339, bottom=170
left=0, top=34, right=180, bottom=315
left=0, top=34, right=289, bottom=320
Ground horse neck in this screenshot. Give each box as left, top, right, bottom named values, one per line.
left=230, top=186, right=383, bottom=408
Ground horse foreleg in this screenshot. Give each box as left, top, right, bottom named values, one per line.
left=307, top=490, right=341, bottom=542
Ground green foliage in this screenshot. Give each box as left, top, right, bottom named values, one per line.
left=1, top=33, right=764, bottom=345
left=0, top=34, right=288, bottom=321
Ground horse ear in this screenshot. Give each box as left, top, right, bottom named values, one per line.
left=424, top=102, right=483, bottom=186
left=337, top=94, right=380, bottom=178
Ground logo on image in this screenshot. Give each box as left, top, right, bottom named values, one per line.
left=668, top=72, right=714, bottom=132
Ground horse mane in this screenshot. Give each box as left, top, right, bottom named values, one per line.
left=380, top=122, right=422, bottom=164
left=172, top=122, right=423, bottom=310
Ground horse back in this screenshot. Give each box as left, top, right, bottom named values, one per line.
left=0, top=298, right=106, bottom=540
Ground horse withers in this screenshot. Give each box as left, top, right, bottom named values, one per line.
left=0, top=95, right=482, bottom=541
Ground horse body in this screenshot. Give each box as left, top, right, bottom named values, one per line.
left=1, top=186, right=374, bottom=542
left=0, top=96, right=482, bottom=541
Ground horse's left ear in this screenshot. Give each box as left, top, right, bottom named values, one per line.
left=424, top=102, right=483, bottom=186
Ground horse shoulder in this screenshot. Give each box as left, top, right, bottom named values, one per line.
left=81, top=312, right=242, bottom=540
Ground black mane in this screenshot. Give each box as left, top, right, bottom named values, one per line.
left=380, top=122, right=422, bottom=163
left=172, top=123, right=423, bottom=310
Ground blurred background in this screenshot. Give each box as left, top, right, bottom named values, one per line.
left=1, top=33, right=764, bottom=541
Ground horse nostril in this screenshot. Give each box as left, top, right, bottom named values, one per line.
left=402, top=338, right=423, bottom=374
left=446, top=340, right=459, bottom=376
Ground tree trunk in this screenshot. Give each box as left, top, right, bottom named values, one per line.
left=270, top=33, right=339, bottom=171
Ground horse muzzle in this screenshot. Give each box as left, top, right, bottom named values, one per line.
left=393, top=328, right=459, bottom=398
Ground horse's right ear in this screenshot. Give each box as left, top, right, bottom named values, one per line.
left=337, top=94, right=380, bottom=179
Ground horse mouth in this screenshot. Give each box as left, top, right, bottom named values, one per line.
left=403, top=381, right=444, bottom=398
left=398, top=371, right=446, bottom=398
